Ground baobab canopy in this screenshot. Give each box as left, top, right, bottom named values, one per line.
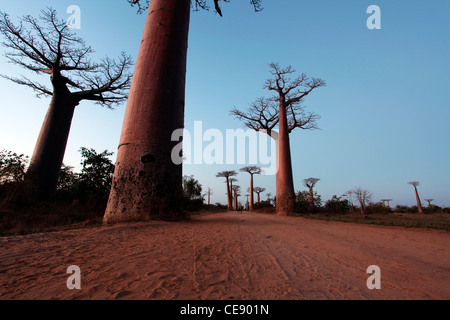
left=128, top=0, right=263, bottom=16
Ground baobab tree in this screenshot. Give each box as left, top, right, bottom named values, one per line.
left=303, top=177, right=320, bottom=210
left=0, top=9, right=132, bottom=195
left=408, top=181, right=423, bottom=214
left=229, top=177, right=238, bottom=210
left=253, top=187, right=266, bottom=203
left=380, top=199, right=392, bottom=208
left=206, top=187, right=213, bottom=205
left=424, top=198, right=433, bottom=208
left=353, top=187, right=372, bottom=218
left=104, top=0, right=263, bottom=223
left=231, top=63, right=325, bottom=215
left=240, top=166, right=261, bottom=211
left=232, top=185, right=241, bottom=211
left=216, top=170, right=237, bottom=211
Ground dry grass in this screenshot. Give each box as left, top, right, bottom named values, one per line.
left=295, top=212, right=450, bottom=231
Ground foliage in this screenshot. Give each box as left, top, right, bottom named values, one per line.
left=54, top=148, right=115, bottom=202
left=183, top=175, right=204, bottom=212
left=0, top=149, right=29, bottom=185
left=183, top=175, right=203, bottom=201
left=295, top=190, right=322, bottom=213
left=365, top=202, right=391, bottom=214
left=324, top=195, right=350, bottom=213
left=0, top=8, right=133, bottom=108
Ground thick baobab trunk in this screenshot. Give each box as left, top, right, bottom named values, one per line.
left=414, top=186, right=423, bottom=214
left=104, top=0, right=191, bottom=223
left=308, top=187, right=314, bottom=209
left=249, top=174, right=254, bottom=211
left=276, top=101, right=295, bottom=215
left=226, top=177, right=232, bottom=211
left=27, top=93, right=77, bottom=195
left=256, top=192, right=260, bottom=203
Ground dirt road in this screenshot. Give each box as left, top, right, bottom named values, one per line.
left=1, top=212, right=449, bottom=299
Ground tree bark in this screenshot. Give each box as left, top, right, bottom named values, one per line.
left=276, top=100, right=295, bottom=215
left=414, top=186, right=423, bottom=214
left=104, top=0, right=191, bottom=223
left=226, top=177, right=231, bottom=211
left=249, top=174, right=254, bottom=211
left=26, top=93, right=77, bottom=195
left=308, top=187, right=314, bottom=210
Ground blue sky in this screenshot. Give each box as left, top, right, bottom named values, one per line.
left=0, top=0, right=449, bottom=207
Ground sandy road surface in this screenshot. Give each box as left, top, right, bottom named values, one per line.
left=0, top=212, right=449, bottom=300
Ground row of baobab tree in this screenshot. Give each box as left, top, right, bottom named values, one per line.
left=8, top=2, right=431, bottom=223
left=213, top=171, right=432, bottom=219
left=1, top=1, right=327, bottom=222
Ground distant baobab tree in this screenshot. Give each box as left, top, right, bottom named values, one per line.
left=240, top=166, right=261, bottom=211
left=231, top=63, right=325, bottom=215
left=232, top=185, right=241, bottom=211
left=380, top=199, right=393, bottom=208
left=253, top=187, right=266, bottom=203
left=303, top=178, right=320, bottom=210
left=216, top=170, right=237, bottom=210
left=266, top=193, right=272, bottom=202
left=353, top=187, right=372, bottom=218
left=408, top=181, right=423, bottom=214
left=229, top=178, right=238, bottom=210
left=206, top=187, right=213, bottom=205
left=104, top=0, right=263, bottom=223
left=0, top=8, right=132, bottom=196
left=424, top=198, right=433, bottom=208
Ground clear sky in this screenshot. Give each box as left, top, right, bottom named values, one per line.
left=0, top=0, right=449, bottom=207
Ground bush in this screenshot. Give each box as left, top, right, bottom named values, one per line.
left=294, top=190, right=322, bottom=213
left=366, top=202, right=391, bottom=214
left=324, top=195, right=350, bottom=214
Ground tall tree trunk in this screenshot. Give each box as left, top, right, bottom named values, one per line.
left=414, top=186, right=423, bottom=214
left=308, top=187, right=314, bottom=210
left=257, top=192, right=260, bottom=203
left=226, top=177, right=231, bottom=210
left=104, top=0, right=191, bottom=223
left=276, top=101, right=295, bottom=215
left=27, top=93, right=77, bottom=195
left=249, top=174, right=254, bottom=211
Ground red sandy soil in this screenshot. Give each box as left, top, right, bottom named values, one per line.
left=0, top=212, right=449, bottom=300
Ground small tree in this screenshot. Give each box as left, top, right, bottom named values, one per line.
left=424, top=199, right=433, bottom=208
left=76, top=148, right=115, bottom=200
left=295, top=190, right=321, bottom=213
left=0, top=8, right=133, bottom=195
left=183, top=175, right=203, bottom=201
left=303, top=177, right=320, bottom=210
left=408, top=181, right=423, bottom=214
left=253, top=187, right=266, bottom=203
left=353, top=187, right=372, bottom=218
left=0, top=149, right=29, bottom=185
left=325, top=195, right=350, bottom=213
